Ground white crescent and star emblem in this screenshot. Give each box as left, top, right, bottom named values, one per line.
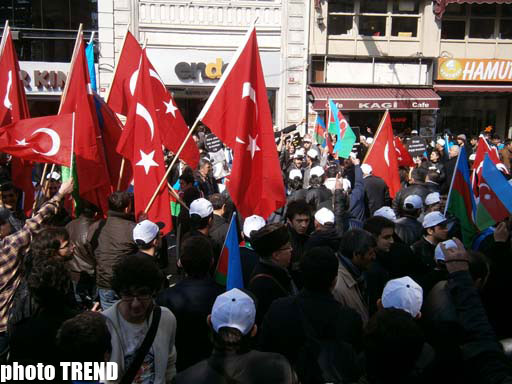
left=16, top=138, right=27, bottom=146
left=384, top=142, right=390, bottom=166
left=247, top=134, right=260, bottom=159
left=163, top=98, right=178, bottom=117
left=4, top=70, right=12, bottom=110
left=129, top=69, right=139, bottom=96
left=242, top=82, right=258, bottom=119
left=31, top=128, right=61, bottom=157
left=136, top=103, right=155, bottom=141
left=479, top=183, right=492, bottom=201
left=136, top=149, right=159, bottom=174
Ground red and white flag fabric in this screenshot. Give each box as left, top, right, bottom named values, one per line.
left=107, top=31, right=199, bottom=169
left=0, top=114, right=74, bottom=166
left=0, top=24, right=35, bottom=215
left=363, top=111, right=401, bottom=198
left=393, top=136, right=415, bottom=167
left=471, top=136, right=508, bottom=197
left=116, top=49, right=172, bottom=233
left=59, top=31, right=112, bottom=213
left=197, top=26, right=286, bottom=218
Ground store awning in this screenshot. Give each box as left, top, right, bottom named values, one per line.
left=309, top=86, right=441, bottom=111
left=434, top=84, right=512, bottom=92
left=434, top=0, right=512, bottom=19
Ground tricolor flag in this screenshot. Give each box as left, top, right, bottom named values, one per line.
left=328, top=99, right=356, bottom=158
left=215, top=212, right=243, bottom=289
left=475, top=154, right=512, bottom=231
left=314, top=115, right=326, bottom=147
left=445, top=145, right=478, bottom=248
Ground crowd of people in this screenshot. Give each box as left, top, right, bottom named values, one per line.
left=0, top=126, right=512, bottom=384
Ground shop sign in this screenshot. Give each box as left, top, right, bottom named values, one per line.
left=437, top=58, right=512, bottom=82
left=19, top=62, right=71, bottom=95
left=312, top=99, right=438, bottom=111
left=175, top=58, right=228, bottom=81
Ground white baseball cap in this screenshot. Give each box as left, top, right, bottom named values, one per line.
left=381, top=276, right=423, bottom=318
left=211, top=288, right=256, bottom=335
left=423, top=211, right=447, bottom=228
left=361, top=164, right=373, bottom=175
left=436, top=138, right=446, bottom=146
left=307, top=149, right=318, bottom=159
left=411, top=130, right=418, bottom=135
left=189, top=198, right=213, bottom=218
left=374, top=206, right=397, bottom=221
left=243, top=215, right=266, bottom=239
left=289, top=169, right=303, bottom=180
left=366, top=137, right=374, bottom=144
left=434, top=239, right=457, bottom=262
left=404, top=194, right=423, bottom=209
left=314, top=207, right=335, bottom=225
left=310, top=166, right=324, bottom=178
left=303, top=136, right=312, bottom=143
left=133, top=220, right=164, bottom=244
left=425, top=192, right=441, bottom=206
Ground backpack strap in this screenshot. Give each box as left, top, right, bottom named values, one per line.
left=249, top=273, right=289, bottom=295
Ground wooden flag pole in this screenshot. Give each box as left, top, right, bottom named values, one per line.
left=144, top=120, right=199, bottom=214
left=58, top=24, right=83, bottom=114
left=0, top=20, right=9, bottom=56
left=32, top=163, right=48, bottom=213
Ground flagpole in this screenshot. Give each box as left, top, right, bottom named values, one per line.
left=0, top=20, right=9, bottom=56
left=362, top=109, right=388, bottom=163
left=32, top=163, right=48, bottom=213
left=70, top=113, right=76, bottom=175
left=167, top=182, right=188, bottom=209
left=59, top=24, right=83, bottom=114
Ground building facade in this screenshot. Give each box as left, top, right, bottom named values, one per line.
left=97, top=0, right=309, bottom=130
left=308, top=0, right=512, bottom=139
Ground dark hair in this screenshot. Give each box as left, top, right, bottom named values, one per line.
left=211, top=326, right=251, bottom=353
left=31, top=227, right=70, bottom=262
left=28, top=258, right=73, bottom=308
left=399, top=167, right=409, bottom=184
left=288, top=177, right=303, bottom=191
left=300, top=247, right=338, bottom=292
left=183, top=187, right=201, bottom=207
left=179, top=167, right=195, bottom=184
left=411, top=168, right=426, bottom=183
left=339, top=229, right=376, bottom=260
left=180, top=236, right=213, bottom=278
left=430, top=148, right=441, bottom=159
left=364, top=308, right=425, bottom=383
left=309, top=174, right=324, bottom=188
left=426, top=170, right=441, bottom=184
left=111, top=255, right=163, bottom=296
left=286, top=200, right=312, bottom=221
left=492, top=134, right=501, bottom=141
left=57, top=312, right=111, bottom=363
left=364, top=216, right=395, bottom=238
left=80, top=200, right=100, bottom=219
left=108, top=191, right=133, bottom=212
left=208, top=193, right=225, bottom=210
left=0, top=181, right=16, bottom=193
left=326, top=166, right=340, bottom=179
left=190, top=213, right=212, bottom=230
left=468, top=251, right=490, bottom=283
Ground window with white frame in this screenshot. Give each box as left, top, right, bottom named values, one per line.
left=441, top=3, right=512, bottom=40
left=327, top=0, right=420, bottom=38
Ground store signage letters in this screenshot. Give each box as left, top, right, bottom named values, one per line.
left=437, top=58, right=512, bottom=82
left=175, top=58, right=228, bottom=81
left=20, top=70, right=67, bottom=90
left=314, top=99, right=438, bottom=111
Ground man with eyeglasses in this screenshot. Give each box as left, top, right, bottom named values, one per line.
left=412, top=211, right=450, bottom=273
left=103, top=254, right=177, bottom=384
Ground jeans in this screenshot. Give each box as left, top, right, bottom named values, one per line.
left=98, top=288, right=119, bottom=310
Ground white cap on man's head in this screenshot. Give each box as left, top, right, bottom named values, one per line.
left=189, top=198, right=213, bottom=218
left=211, top=288, right=256, bottom=335
left=243, top=215, right=266, bottom=239
left=374, top=206, right=397, bottom=221
left=303, top=135, right=312, bottom=143
left=133, top=220, right=164, bottom=244
left=366, top=137, right=374, bottom=144
left=434, top=239, right=457, bottom=262
left=404, top=194, right=423, bottom=209
left=310, top=166, right=325, bottom=178
left=289, top=169, right=302, bottom=180
left=423, top=211, right=447, bottom=228
left=46, top=171, right=61, bottom=181
left=381, top=276, right=423, bottom=318
left=314, top=207, right=335, bottom=225
left=436, top=138, right=446, bottom=146
left=425, top=192, right=440, bottom=206
left=361, top=164, right=373, bottom=175
left=411, top=130, right=418, bottom=135
left=307, top=149, right=318, bottom=159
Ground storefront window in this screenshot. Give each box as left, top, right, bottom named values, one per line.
left=359, top=16, right=386, bottom=37
left=469, top=19, right=495, bottom=39
left=328, top=15, right=353, bottom=36
left=441, top=20, right=465, bottom=40
left=391, top=17, right=418, bottom=37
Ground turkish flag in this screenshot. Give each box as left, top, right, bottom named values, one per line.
left=363, top=111, right=401, bottom=198
left=0, top=114, right=74, bottom=166
left=198, top=27, right=286, bottom=218
left=0, top=26, right=35, bottom=215
left=108, top=31, right=199, bottom=169
left=59, top=32, right=112, bottom=214
left=471, top=136, right=508, bottom=197
left=116, top=49, right=172, bottom=233
left=393, top=137, right=415, bottom=167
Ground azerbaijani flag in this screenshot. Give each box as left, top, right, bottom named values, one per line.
left=445, top=145, right=478, bottom=248
left=328, top=99, right=356, bottom=158
left=314, top=115, right=326, bottom=147
left=475, top=154, right=512, bottom=230
left=215, top=212, right=243, bottom=289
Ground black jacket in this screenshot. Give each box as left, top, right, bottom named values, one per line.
left=392, top=183, right=430, bottom=215
left=363, top=175, right=391, bottom=216
left=411, top=237, right=437, bottom=271
left=209, top=214, right=229, bottom=248
left=306, top=185, right=332, bottom=211
left=248, top=259, right=295, bottom=326
left=157, top=277, right=224, bottom=372
left=259, top=289, right=362, bottom=382
left=304, top=227, right=342, bottom=253
left=395, top=216, right=423, bottom=246
left=174, top=349, right=297, bottom=384
left=240, top=245, right=259, bottom=287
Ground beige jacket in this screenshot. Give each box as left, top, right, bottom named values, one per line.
left=332, top=262, right=369, bottom=325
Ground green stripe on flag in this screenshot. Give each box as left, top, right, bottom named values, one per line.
left=61, top=155, right=82, bottom=215
left=447, top=191, right=477, bottom=249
